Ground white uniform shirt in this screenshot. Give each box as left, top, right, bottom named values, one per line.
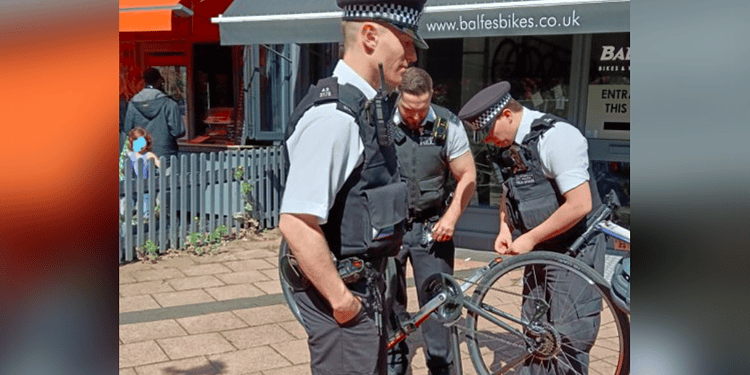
left=513, top=107, right=590, bottom=195
left=280, top=60, right=375, bottom=224
left=392, top=105, right=471, bottom=161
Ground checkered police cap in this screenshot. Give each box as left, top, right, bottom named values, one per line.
left=459, top=81, right=513, bottom=131
left=338, top=0, right=428, bottom=49
left=343, top=3, right=422, bottom=30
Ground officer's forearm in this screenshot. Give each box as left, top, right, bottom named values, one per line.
left=442, top=175, right=475, bottom=225
left=278, top=214, right=353, bottom=308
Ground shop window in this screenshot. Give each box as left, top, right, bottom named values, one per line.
left=450, top=35, right=573, bottom=207
left=246, top=44, right=292, bottom=141
left=150, top=65, right=188, bottom=139
left=587, top=32, right=630, bottom=229
left=192, top=43, right=237, bottom=145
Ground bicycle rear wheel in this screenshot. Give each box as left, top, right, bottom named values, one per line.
left=465, top=251, right=629, bottom=375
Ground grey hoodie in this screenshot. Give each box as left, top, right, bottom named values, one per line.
left=124, top=88, right=185, bottom=158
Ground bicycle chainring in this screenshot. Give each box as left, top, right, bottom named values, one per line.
left=422, top=273, right=463, bottom=324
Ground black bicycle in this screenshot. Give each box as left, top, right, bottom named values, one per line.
left=279, top=191, right=630, bottom=375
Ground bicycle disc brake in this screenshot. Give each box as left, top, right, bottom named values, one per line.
left=423, top=273, right=463, bottom=324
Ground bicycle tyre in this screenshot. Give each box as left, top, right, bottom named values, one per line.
left=465, top=251, right=629, bottom=375
left=278, top=239, right=305, bottom=325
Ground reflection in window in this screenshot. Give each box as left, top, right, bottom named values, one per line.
left=153, top=66, right=188, bottom=137
left=446, top=35, right=573, bottom=207
left=259, top=44, right=285, bottom=134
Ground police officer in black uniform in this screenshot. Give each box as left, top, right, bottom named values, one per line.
left=386, top=67, right=476, bottom=375
left=458, top=81, right=606, bottom=375
left=278, top=1, right=428, bottom=374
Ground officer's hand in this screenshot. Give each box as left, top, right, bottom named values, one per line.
left=332, top=291, right=362, bottom=325
left=431, top=218, right=455, bottom=242
left=506, top=234, right=535, bottom=255
left=494, top=231, right=512, bottom=254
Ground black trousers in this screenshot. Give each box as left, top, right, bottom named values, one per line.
left=294, top=258, right=388, bottom=375
left=520, top=233, right=606, bottom=375
left=387, top=222, right=455, bottom=374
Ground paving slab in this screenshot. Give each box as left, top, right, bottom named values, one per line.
left=152, top=289, right=217, bottom=308
left=205, top=283, right=265, bottom=300
left=215, top=270, right=269, bottom=285
left=270, top=339, right=310, bottom=365
left=180, top=263, right=234, bottom=276
left=131, top=268, right=187, bottom=282
left=157, top=333, right=236, bottom=360
left=119, top=368, right=137, bottom=375
left=233, top=304, right=296, bottom=326
left=277, top=320, right=307, bottom=340
left=221, top=324, right=296, bottom=349
left=120, top=280, right=175, bottom=297
left=150, top=256, right=199, bottom=269
left=168, top=275, right=226, bottom=291
left=134, top=356, right=220, bottom=375
left=234, top=249, right=277, bottom=260
left=120, top=295, right=161, bottom=313
left=261, top=363, right=313, bottom=375
left=253, top=280, right=283, bottom=295
left=119, top=320, right=188, bottom=343
left=224, top=259, right=276, bottom=272
left=208, top=346, right=291, bottom=375
left=119, top=273, right=137, bottom=284
left=176, top=311, right=248, bottom=334
left=119, top=341, right=169, bottom=368
left=259, top=269, right=280, bottom=281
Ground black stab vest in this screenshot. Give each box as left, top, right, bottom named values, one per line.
left=284, top=77, right=408, bottom=260
left=498, top=114, right=601, bottom=249
left=393, top=105, right=455, bottom=219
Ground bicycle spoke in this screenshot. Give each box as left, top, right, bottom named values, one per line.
left=457, top=321, right=526, bottom=351
left=464, top=253, right=628, bottom=375
left=491, top=352, right=531, bottom=375
left=554, top=354, right=584, bottom=375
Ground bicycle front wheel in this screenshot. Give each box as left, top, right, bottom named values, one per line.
left=465, top=251, right=629, bottom=375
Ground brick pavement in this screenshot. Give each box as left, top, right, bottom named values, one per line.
left=119, top=230, right=500, bottom=375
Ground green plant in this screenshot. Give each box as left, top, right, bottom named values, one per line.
left=141, top=240, right=158, bottom=260
left=234, top=166, right=256, bottom=235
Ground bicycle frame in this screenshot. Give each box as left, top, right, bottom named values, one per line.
left=385, top=190, right=630, bottom=374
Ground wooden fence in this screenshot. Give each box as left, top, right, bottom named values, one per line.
left=119, top=146, right=285, bottom=262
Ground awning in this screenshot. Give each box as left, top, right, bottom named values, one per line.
left=213, top=0, right=629, bottom=46
left=119, top=0, right=194, bottom=32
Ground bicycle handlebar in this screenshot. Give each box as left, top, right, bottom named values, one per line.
left=568, top=189, right=620, bottom=253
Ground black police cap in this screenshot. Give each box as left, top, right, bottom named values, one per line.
left=337, top=0, right=429, bottom=49
left=458, top=81, right=512, bottom=131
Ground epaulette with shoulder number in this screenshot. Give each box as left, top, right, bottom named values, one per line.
left=432, top=117, right=448, bottom=143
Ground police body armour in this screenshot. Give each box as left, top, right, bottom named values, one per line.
left=285, top=77, right=408, bottom=260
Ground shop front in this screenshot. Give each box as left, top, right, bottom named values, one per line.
left=213, top=0, right=630, bottom=250
left=119, top=0, right=294, bottom=154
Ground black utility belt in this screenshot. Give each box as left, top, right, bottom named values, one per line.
left=281, top=252, right=382, bottom=292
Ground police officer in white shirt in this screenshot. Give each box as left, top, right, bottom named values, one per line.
left=459, top=81, right=606, bottom=375
left=278, top=1, right=428, bottom=374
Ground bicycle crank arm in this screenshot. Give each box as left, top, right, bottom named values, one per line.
left=387, top=290, right=450, bottom=349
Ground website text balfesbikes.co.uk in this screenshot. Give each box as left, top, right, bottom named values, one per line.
left=425, top=10, right=582, bottom=32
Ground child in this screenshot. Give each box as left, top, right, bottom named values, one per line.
left=120, top=128, right=161, bottom=220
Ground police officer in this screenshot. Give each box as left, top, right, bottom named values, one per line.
left=386, top=67, right=476, bottom=375
left=458, top=81, right=606, bottom=375
left=278, top=1, right=428, bottom=374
